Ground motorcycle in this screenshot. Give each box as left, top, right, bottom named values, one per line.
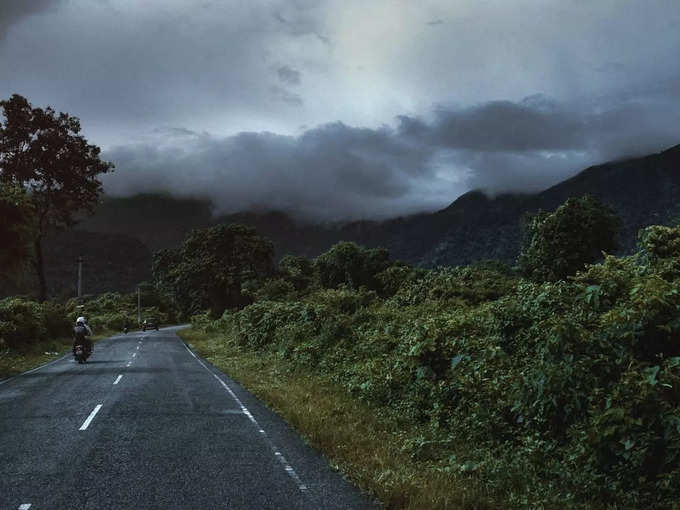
left=73, top=341, right=92, bottom=364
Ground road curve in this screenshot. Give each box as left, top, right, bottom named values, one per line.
left=0, top=326, right=379, bottom=509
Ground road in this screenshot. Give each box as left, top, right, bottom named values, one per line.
left=0, top=326, right=379, bottom=509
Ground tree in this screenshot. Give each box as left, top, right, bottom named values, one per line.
left=0, top=94, right=114, bottom=300
left=314, top=241, right=392, bottom=291
left=0, top=183, right=35, bottom=279
left=152, top=224, right=275, bottom=318
left=517, top=195, right=620, bottom=282
left=278, top=254, right=314, bottom=291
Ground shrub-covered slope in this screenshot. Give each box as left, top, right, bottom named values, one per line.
left=192, top=225, right=680, bottom=508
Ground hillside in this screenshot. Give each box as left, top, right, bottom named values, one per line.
left=214, top=143, right=680, bottom=267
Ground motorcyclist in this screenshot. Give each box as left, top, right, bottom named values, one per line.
left=73, top=316, right=93, bottom=356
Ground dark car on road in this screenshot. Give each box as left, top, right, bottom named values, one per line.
left=142, top=318, right=159, bottom=331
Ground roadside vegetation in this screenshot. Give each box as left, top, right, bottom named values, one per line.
left=181, top=197, right=680, bottom=509
left=0, top=288, right=181, bottom=379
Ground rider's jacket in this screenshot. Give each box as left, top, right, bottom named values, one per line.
left=73, top=325, right=90, bottom=342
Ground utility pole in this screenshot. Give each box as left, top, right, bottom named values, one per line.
left=137, top=286, right=141, bottom=325
left=77, top=256, right=83, bottom=298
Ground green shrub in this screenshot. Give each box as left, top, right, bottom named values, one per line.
left=40, top=301, right=71, bottom=339
left=252, top=278, right=296, bottom=302
left=390, top=265, right=517, bottom=307
left=0, top=297, right=47, bottom=348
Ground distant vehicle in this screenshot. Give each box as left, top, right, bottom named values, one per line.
left=142, top=318, right=159, bottom=331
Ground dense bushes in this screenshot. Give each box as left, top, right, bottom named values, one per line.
left=193, top=224, right=680, bottom=507
left=71, top=290, right=179, bottom=331
left=0, top=298, right=70, bottom=349
left=0, top=288, right=180, bottom=350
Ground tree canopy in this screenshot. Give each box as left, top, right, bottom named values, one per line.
left=0, top=94, right=114, bottom=300
left=0, top=184, right=35, bottom=278
left=153, top=224, right=275, bottom=318
left=314, top=241, right=392, bottom=291
left=517, top=195, right=620, bottom=282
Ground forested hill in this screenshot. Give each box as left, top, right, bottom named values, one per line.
left=80, top=143, right=679, bottom=268
left=88, top=144, right=680, bottom=265
left=14, top=142, right=677, bottom=298
left=404, top=142, right=680, bottom=266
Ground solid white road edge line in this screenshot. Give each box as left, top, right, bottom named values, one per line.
left=79, top=404, right=103, bottom=430
left=182, top=342, right=309, bottom=493
left=113, top=375, right=123, bottom=385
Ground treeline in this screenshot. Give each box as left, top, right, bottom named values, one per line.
left=182, top=197, right=680, bottom=508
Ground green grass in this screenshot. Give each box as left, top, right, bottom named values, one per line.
left=179, top=327, right=499, bottom=510
left=0, top=329, right=116, bottom=380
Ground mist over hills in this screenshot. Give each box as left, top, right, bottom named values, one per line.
left=4, top=143, right=678, bottom=298
left=83, top=143, right=680, bottom=266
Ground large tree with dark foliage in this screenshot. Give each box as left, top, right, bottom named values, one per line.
left=153, top=224, right=275, bottom=318
left=314, top=241, right=391, bottom=291
left=0, top=94, right=114, bottom=300
left=0, top=183, right=35, bottom=280
left=517, top=195, right=620, bottom=282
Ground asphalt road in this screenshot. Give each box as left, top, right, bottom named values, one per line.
left=0, top=326, right=379, bottom=509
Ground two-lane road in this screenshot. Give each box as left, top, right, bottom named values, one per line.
left=0, top=327, right=378, bottom=509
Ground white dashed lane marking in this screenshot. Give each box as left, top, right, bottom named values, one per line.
left=79, top=404, right=103, bottom=431
left=18, top=504, right=31, bottom=509
left=113, top=375, right=123, bottom=385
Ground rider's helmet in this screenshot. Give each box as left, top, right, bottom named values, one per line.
left=76, top=316, right=86, bottom=326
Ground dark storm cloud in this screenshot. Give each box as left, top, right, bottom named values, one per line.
left=395, top=96, right=680, bottom=193
left=0, top=0, right=332, bottom=142
left=102, top=96, right=680, bottom=221
left=0, top=0, right=61, bottom=40
left=102, top=121, right=434, bottom=221
left=277, top=66, right=301, bottom=86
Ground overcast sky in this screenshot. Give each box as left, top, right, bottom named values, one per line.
left=1, top=0, right=679, bottom=220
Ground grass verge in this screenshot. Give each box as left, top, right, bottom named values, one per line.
left=0, top=329, right=117, bottom=380
left=178, top=327, right=499, bottom=510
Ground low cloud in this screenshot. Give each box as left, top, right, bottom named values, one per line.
left=102, top=97, right=680, bottom=222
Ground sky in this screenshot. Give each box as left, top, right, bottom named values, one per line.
left=1, top=0, right=679, bottom=221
